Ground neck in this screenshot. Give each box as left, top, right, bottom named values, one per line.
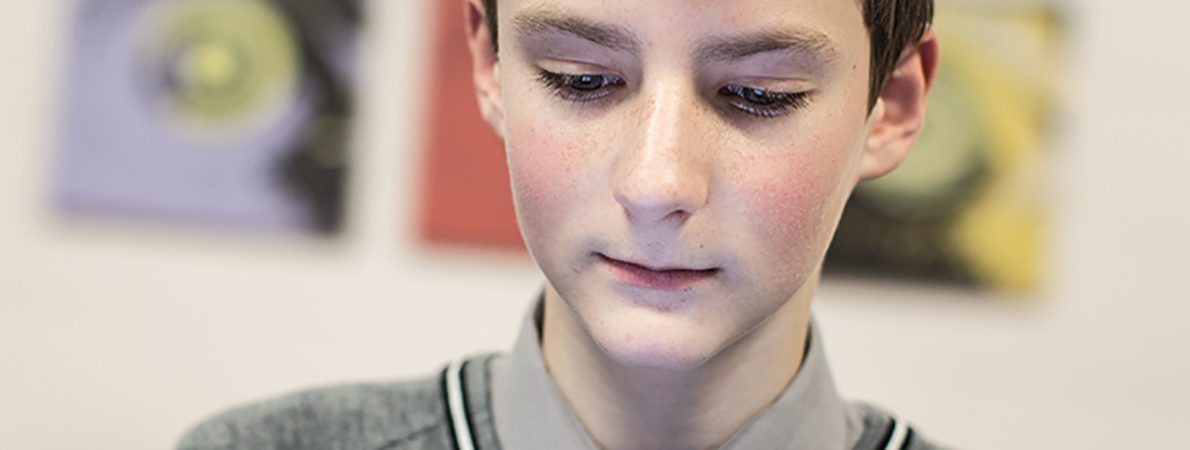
left=542, top=277, right=816, bottom=450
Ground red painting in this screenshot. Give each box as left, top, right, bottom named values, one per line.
left=419, top=0, right=523, bottom=250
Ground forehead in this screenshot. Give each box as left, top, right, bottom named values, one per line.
left=499, top=0, right=869, bottom=62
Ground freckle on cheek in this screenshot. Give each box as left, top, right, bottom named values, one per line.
left=742, top=159, right=836, bottom=248
left=510, top=149, right=556, bottom=213
left=508, top=131, right=578, bottom=224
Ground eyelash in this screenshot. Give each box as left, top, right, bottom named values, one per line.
left=718, top=84, right=811, bottom=118
left=537, top=71, right=625, bottom=103
left=536, top=69, right=811, bottom=119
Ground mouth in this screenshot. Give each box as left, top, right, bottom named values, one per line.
left=597, top=253, right=720, bottom=292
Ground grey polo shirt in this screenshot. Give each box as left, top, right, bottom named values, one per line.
left=489, top=301, right=865, bottom=450
left=176, top=297, right=944, bottom=449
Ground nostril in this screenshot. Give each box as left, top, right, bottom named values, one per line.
left=614, top=184, right=701, bottom=225
left=663, top=209, right=691, bottom=223
left=612, top=160, right=711, bottom=221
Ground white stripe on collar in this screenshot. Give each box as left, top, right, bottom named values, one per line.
left=884, top=416, right=910, bottom=450
left=445, top=358, right=477, bottom=450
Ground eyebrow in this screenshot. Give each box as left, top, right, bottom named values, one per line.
left=695, top=28, right=842, bottom=65
left=512, top=7, right=642, bottom=56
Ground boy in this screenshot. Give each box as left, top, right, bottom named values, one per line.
left=179, top=0, right=942, bottom=448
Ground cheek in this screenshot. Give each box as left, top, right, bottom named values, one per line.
left=730, top=133, right=857, bottom=273
left=508, top=135, right=564, bottom=228
left=505, top=118, right=593, bottom=239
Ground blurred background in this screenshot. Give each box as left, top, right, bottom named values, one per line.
left=1, top=0, right=1187, bottom=449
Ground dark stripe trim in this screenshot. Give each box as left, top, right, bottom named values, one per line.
left=875, top=418, right=897, bottom=449
left=901, top=427, right=916, bottom=450
left=458, top=358, right=483, bottom=450
left=438, top=366, right=461, bottom=450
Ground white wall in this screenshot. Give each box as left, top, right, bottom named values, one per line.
left=1, top=1, right=1186, bottom=449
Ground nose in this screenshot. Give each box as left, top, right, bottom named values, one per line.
left=611, top=82, right=711, bottom=225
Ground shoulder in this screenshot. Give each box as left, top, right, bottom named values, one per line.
left=176, top=373, right=451, bottom=450
left=852, top=402, right=956, bottom=450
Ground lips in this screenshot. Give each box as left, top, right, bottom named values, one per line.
left=598, top=253, right=719, bottom=292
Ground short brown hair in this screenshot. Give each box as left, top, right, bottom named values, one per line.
left=478, top=0, right=933, bottom=109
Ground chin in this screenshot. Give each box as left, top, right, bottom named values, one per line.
left=582, top=305, right=727, bottom=371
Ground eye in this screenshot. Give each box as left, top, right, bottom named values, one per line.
left=719, top=84, right=810, bottom=118
left=538, top=70, right=625, bottom=102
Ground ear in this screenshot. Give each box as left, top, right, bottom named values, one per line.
left=464, top=0, right=504, bottom=137
left=857, top=28, right=940, bottom=181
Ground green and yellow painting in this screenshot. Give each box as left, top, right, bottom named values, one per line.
left=826, top=1, right=1063, bottom=295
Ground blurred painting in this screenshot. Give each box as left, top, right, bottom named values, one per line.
left=419, top=0, right=522, bottom=248
left=418, top=0, right=1062, bottom=294
left=55, top=0, right=362, bottom=234
left=826, top=1, right=1063, bottom=294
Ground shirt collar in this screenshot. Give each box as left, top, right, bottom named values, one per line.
left=490, top=297, right=862, bottom=450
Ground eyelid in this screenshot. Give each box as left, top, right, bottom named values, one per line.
left=536, top=56, right=622, bottom=73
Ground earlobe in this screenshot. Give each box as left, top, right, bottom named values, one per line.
left=478, top=64, right=505, bottom=137
left=463, top=0, right=505, bottom=137
left=858, top=28, right=940, bottom=181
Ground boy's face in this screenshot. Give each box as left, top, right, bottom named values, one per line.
left=472, top=0, right=917, bottom=369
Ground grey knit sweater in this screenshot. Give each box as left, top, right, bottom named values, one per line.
left=177, top=354, right=946, bottom=450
